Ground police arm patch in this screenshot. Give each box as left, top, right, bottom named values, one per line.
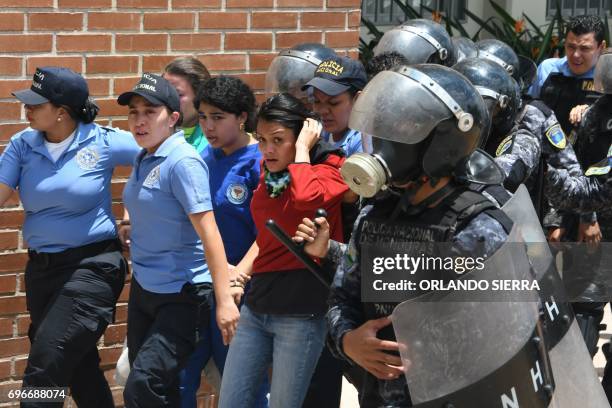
left=544, top=124, right=567, bottom=149
left=495, top=135, right=514, bottom=157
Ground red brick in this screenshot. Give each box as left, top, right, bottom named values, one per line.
left=99, top=346, right=122, bottom=369
left=252, top=12, right=297, bottom=29
left=0, top=318, right=12, bottom=338
left=325, top=30, right=359, bottom=48
left=28, top=13, right=83, bottom=31
left=0, top=34, right=51, bottom=52
left=117, top=0, right=166, bottom=7
left=198, top=12, right=247, bottom=29
left=113, top=76, right=141, bottom=95
left=0, top=275, right=16, bottom=296
left=348, top=10, right=361, bottom=28
left=116, top=34, right=167, bottom=52
left=237, top=73, right=266, bottom=90
left=103, top=323, right=127, bottom=345
left=17, top=273, right=24, bottom=290
left=0, top=210, right=25, bottom=229
left=198, top=54, right=245, bottom=72
left=0, top=102, right=20, bottom=121
left=225, top=33, right=272, bottom=51
left=111, top=119, right=130, bottom=132
left=0, top=13, right=24, bottom=31
left=113, top=166, right=133, bottom=178
left=57, top=34, right=111, bottom=52
left=327, top=0, right=360, bottom=6
left=87, top=78, right=110, bottom=97
left=277, top=0, right=322, bottom=5
left=0, top=253, right=27, bottom=275
left=276, top=31, right=322, bottom=49
left=0, top=337, right=28, bottom=358
left=249, top=53, right=276, bottom=71
left=96, top=99, right=127, bottom=117
left=0, top=360, right=10, bottom=381
left=174, top=0, right=219, bottom=6
left=170, top=33, right=220, bottom=51
left=59, top=0, right=111, bottom=7
left=144, top=13, right=194, bottom=30
left=0, top=57, right=22, bottom=76
left=0, top=382, right=25, bottom=403
left=87, top=56, right=139, bottom=74
left=1, top=0, right=52, bottom=6
left=16, top=316, right=30, bottom=336
left=3, top=191, right=19, bottom=208
left=111, top=181, right=126, bottom=200
left=89, top=12, right=140, bottom=31
left=142, top=55, right=186, bottom=72
left=118, top=283, right=130, bottom=303
left=0, top=80, right=30, bottom=99
left=227, top=0, right=272, bottom=6
left=14, top=357, right=27, bottom=380
left=302, top=12, right=345, bottom=28
left=115, top=304, right=128, bottom=323
left=27, top=56, right=81, bottom=75
left=0, top=232, right=18, bottom=252
left=112, top=203, right=125, bottom=219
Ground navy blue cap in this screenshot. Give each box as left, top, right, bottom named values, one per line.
left=302, top=56, right=367, bottom=96
left=117, top=73, right=180, bottom=113
left=12, top=67, right=89, bottom=113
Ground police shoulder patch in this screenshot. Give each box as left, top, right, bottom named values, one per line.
left=545, top=124, right=567, bottom=149
left=585, top=164, right=611, bottom=177
left=76, top=147, right=99, bottom=170
left=226, top=182, right=248, bottom=205
left=495, top=135, right=513, bottom=157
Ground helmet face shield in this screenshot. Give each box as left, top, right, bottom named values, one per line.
left=374, top=28, right=440, bottom=64
left=349, top=70, right=453, bottom=145
left=264, top=51, right=321, bottom=99
left=594, top=53, right=612, bottom=94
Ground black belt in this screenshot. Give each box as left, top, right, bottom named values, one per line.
left=27, top=239, right=121, bottom=265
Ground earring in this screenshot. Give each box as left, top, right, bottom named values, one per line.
left=57, top=117, right=61, bottom=122
left=239, top=122, right=245, bottom=131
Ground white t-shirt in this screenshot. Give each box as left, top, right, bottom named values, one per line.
left=44, top=130, right=76, bottom=163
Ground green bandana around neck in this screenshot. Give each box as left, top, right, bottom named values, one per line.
left=264, top=165, right=291, bottom=198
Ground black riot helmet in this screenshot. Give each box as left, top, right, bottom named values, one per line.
left=594, top=49, right=612, bottom=94
left=452, top=37, right=478, bottom=63
left=476, top=39, right=520, bottom=82
left=265, top=43, right=337, bottom=100
left=374, top=19, right=456, bottom=66
left=517, top=55, right=537, bottom=95
left=453, top=57, right=521, bottom=137
left=342, top=64, right=496, bottom=198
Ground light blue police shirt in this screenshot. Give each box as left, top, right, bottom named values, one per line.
left=528, top=56, right=596, bottom=98
left=123, top=131, right=213, bottom=294
left=321, top=129, right=363, bottom=157
left=0, top=122, right=140, bottom=253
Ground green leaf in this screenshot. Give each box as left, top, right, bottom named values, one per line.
left=523, top=12, right=544, bottom=38
left=537, top=12, right=555, bottom=62
left=604, top=13, right=610, bottom=46
left=464, top=8, right=498, bottom=37
left=489, top=0, right=516, bottom=27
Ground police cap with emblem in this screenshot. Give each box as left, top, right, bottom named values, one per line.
left=118, top=72, right=180, bottom=113
left=301, top=55, right=367, bottom=96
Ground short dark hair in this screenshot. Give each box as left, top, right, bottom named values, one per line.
left=257, top=93, right=319, bottom=139
left=164, top=57, right=211, bottom=92
left=366, top=51, right=410, bottom=79
left=566, top=15, right=605, bottom=45
left=194, top=76, right=256, bottom=132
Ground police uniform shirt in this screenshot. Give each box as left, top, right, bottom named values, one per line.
left=123, top=131, right=213, bottom=294
left=321, top=129, right=363, bottom=157
left=0, top=122, right=140, bottom=253
left=528, top=56, right=595, bottom=98
left=200, top=143, right=260, bottom=265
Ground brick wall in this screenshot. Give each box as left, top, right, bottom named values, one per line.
left=0, top=1, right=360, bottom=406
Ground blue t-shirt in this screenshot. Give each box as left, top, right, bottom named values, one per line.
left=201, top=143, right=261, bottom=265
left=528, top=56, right=596, bottom=98
left=123, top=131, right=213, bottom=294
left=0, top=122, right=140, bottom=253
left=321, top=129, right=363, bottom=157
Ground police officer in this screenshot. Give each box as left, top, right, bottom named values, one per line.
left=0, top=67, right=141, bottom=407
left=529, top=15, right=606, bottom=135
left=117, top=73, right=240, bottom=407
left=325, top=64, right=514, bottom=406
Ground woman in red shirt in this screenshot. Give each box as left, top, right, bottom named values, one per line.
left=218, top=93, right=348, bottom=407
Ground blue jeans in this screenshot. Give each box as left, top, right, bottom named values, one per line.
left=219, top=305, right=326, bottom=408
left=179, top=294, right=269, bottom=408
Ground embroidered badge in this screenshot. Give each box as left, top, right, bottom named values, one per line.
left=76, top=147, right=99, bottom=170
left=495, top=135, right=513, bottom=157
left=226, top=183, right=248, bottom=205
left=585, top=164, right=610, bottom=177
left=545, top=124, right=567, bottom=149
left=143, top=165, right=161, bottom=188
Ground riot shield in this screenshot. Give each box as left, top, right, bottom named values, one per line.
left=264, top=50, right=321, bottom=99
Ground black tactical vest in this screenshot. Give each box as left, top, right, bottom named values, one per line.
left=540, top=72, right=600, bottom=135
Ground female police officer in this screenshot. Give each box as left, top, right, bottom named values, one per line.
left=0, top=67, right=141, bottom=407
left=117, top=73, right=240, bottom=407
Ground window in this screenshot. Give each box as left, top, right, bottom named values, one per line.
left=361, top=0, right=467, bottom=26
left=546, top=0, right=611, bottom=18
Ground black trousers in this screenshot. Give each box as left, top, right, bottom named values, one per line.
left=124, top=279, right=211, bottom=408
left=21, top=239, right=126, bottom=408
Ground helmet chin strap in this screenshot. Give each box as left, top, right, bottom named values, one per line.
left=390, top=177, right=457, bottom=220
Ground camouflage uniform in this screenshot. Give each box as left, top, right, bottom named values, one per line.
left=326, top=188, right=510, bottom=407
